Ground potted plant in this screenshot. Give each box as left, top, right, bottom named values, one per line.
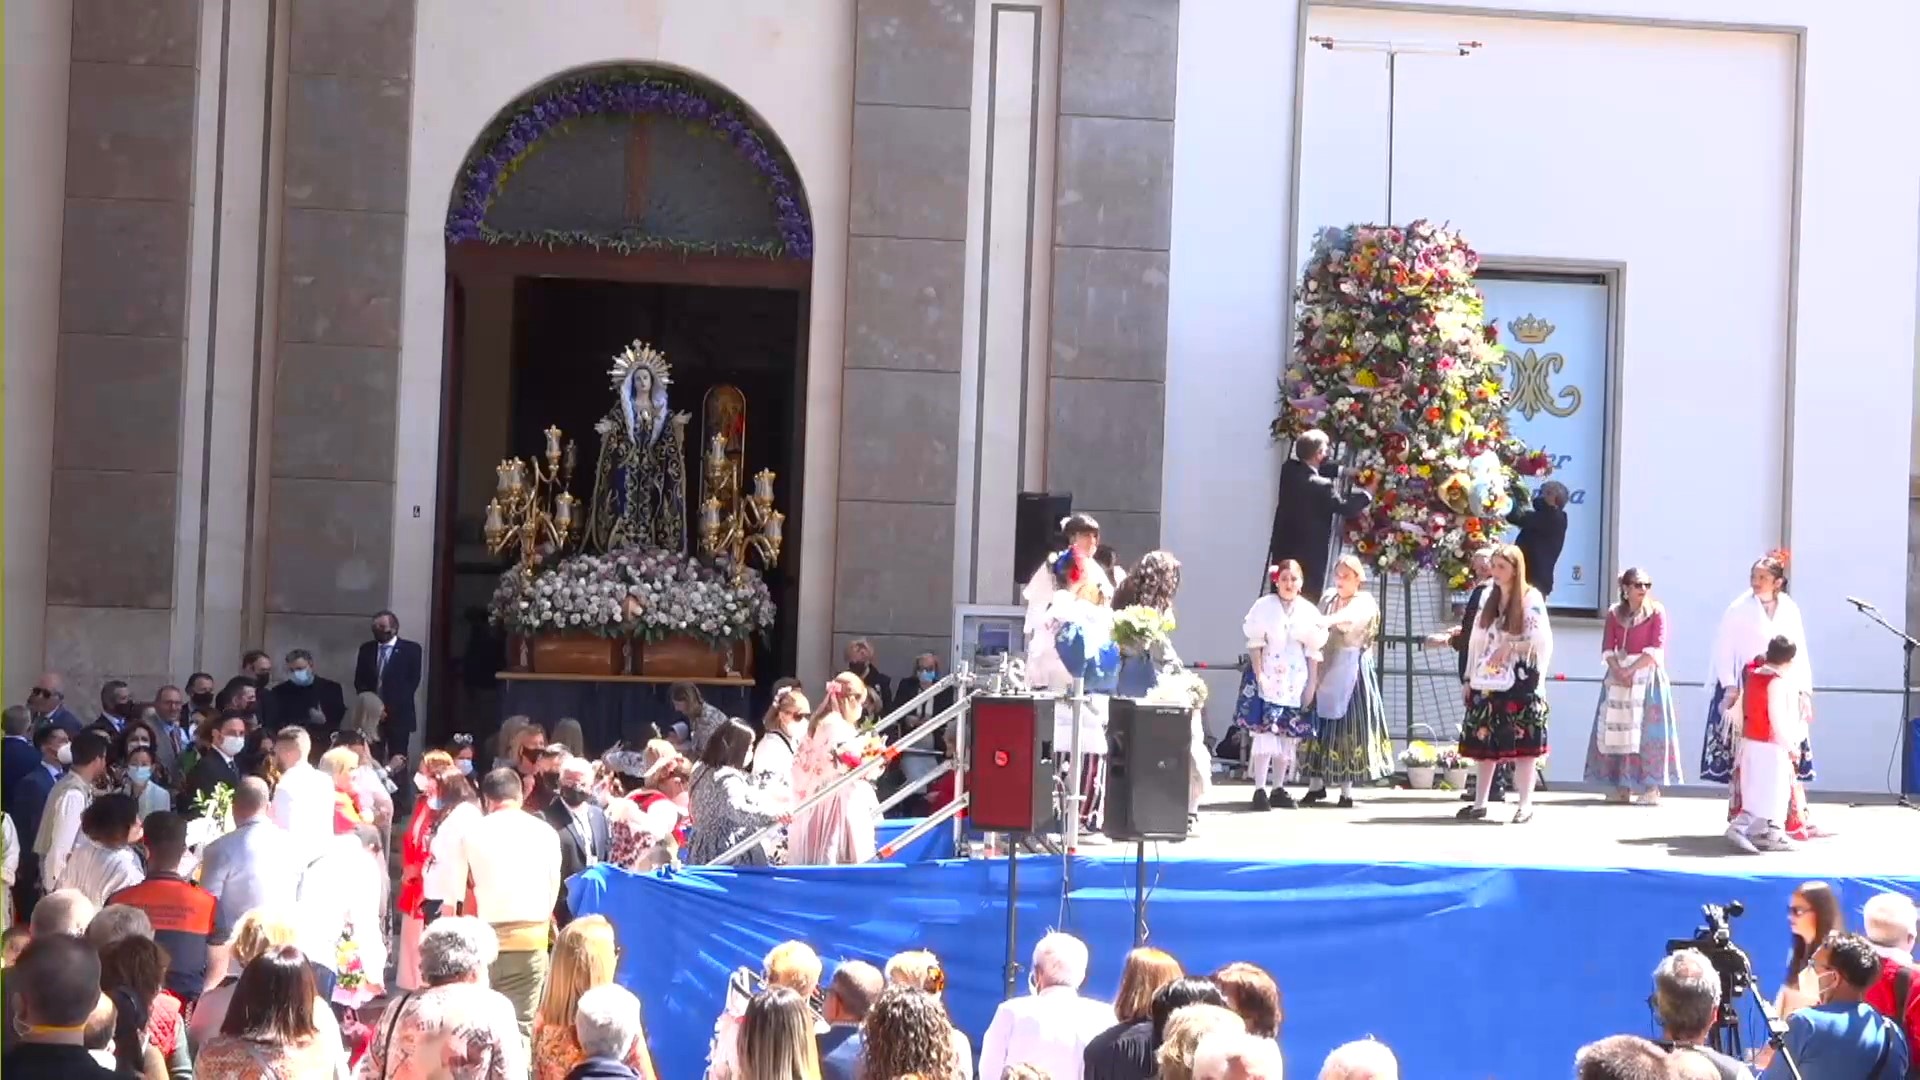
left=1399, top=741, right=1439, bottom=789
left=1436, top=748, right=1470, bottom=790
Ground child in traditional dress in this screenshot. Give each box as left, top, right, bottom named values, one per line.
left=1726, top=635, right=1806, bottom=853
left=1235, top=560, right=1328, bottom=809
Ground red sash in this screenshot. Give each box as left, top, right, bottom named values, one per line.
left=1741, top=662, right=1776, bottom=743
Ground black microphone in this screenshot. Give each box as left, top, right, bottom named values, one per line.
left=1846, top=595, right=1875, bottom=610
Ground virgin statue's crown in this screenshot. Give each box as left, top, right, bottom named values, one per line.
left=608, top=340, right=672, bottom=392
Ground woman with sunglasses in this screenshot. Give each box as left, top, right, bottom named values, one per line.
left=1582, top=567, right=1683, bottom=804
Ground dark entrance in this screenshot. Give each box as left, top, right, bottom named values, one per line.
left=432, top=65, right=814, bottom=741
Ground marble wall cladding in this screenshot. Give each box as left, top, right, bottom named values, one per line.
left=272, top=344, right=400, bottom=482
left=1053, top=115, right=1175, bottom=250
left=1072, top=510, right=1161, bottom=567
left=53, top=335, right=184, bottom=475
left=283, top=75, right=412, bottom=213
left=839, top=370, right=963, bottom=502
left=70, top=0, right=199, bottom=67
left=264, top=613, right=376, bottom=687
left=1048, top=246, right=1170, bottom=381
left=65, top=62, right=198, bottom=202
left=855, top=0, right=976, bottom=109
left=846, top=237, right=967, bottom=372
left=850, top=104, right=973, bottom=241
left=1059, top=0, right=1179, bottom=121
left=279, top=208, right=407, bottom=348
left=43, top=605, right=178, bottom=702
left=290, top=0, right=417, bottom=77
left=1045, top=377, right=1165, bottom=514
left=59, top=199, right=192, bottom=339
left=263, top=478, right=396, bottom=617
left=46, top=471, right=179, bottom=610
left=833, top=500, right=959, bottom=639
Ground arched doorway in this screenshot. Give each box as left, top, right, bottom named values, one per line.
left=431, top=65, right=813, bottom=740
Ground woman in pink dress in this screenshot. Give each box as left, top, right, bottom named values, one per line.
left=787, top=673, right=882, bottom=865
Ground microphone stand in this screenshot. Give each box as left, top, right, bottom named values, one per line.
left=1847, top=598, right=1920, bottom=812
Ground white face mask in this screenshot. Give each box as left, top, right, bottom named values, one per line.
left=56, top=743, right=73, bottom=766
left=413, top=773, right=431, bottom=793
left=220, top=735, right=247, bottom=757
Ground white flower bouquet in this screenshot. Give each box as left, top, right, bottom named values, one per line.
left=489, top=545, right=776, bottom=646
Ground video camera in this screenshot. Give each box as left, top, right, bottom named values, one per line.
left=1665, top=900, right=1754, bottom=1003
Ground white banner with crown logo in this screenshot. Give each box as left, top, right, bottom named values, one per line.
left=1477, top=274, right=1612, bottom=613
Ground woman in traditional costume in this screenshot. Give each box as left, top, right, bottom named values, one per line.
left=1300, top=555, right=1392, bottom=807
left=1457, top=543, right=1554, bottom=823
left=1701, top=552, right=1823, bottom=838
left=1113, top=551, right=1213, bottom=823
left=1236, top=560, right=1327, bottom=810
left=1582, top=567, right=1682, bottom=803
left=787, top=674, right=882, bottom=865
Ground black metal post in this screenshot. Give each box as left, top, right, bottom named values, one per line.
left=1132, top=842, right=1149, bottom=948
left=1002, top=843, right=1021, bottom=999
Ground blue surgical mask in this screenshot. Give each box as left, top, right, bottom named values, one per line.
left=290, top=669, right=314, bottom=687
left=456, top=759, right=474, bottom=776
left=428, top=796, right=444, bottom=810
left=127, top=765, right=153, bottom=785
left=917, top=669, right=936, bottom=683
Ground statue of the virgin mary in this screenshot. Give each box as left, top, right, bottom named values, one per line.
left=585, top=341, right=691, bottom=553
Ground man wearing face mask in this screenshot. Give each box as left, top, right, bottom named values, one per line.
left=181, top=714, right=249, bottom=820
left=83, top=681, right=136, bottom=740
left=34, top=732, right=110, bottom=892
left=881, top=654, right=954, bottom=818
left=9, top=726, right=71, bottom=920
left=527, top=745, right=569, bottom=814
left=540, top=756, right=610, bottom=926
left=355, top=610, right=423, bottom=760
left=184, top=672, right=217, bottom=713
left=262, top=649, right=347, bottom=748
left=241, top=650, right=273, bottom=693
left=1756, top=933, right=1910, bottom=1079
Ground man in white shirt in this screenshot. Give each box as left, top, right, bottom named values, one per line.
left=295, top=825, right=384, bottom=1002
left=269, top=727, right=336, bottom=858
left=451, top=767, right=562, bottom=1044
left=979, top=932, right=1115, bottom=1080
left=200, top=777, right=298, bottom=984
left=34, top=732, right=109, bottom=890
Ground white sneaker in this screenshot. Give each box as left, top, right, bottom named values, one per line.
left=1724, top=825, right=1759, bottom=854
left=1754, top=828, right=1796, bottom=852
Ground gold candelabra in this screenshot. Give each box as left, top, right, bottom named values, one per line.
left=484, top=425, right=579, bottom=569
left=699, top=431, right=783, bottom=577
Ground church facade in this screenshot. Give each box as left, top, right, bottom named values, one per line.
left=6, top=0, right=1918, bottom=790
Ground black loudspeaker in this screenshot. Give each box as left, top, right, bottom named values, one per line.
left=1013, top=492, right=1072, bottom=588
left=1104, top=698, right=1193, bottom=842
left=968, top=696, right=1057, bottom=834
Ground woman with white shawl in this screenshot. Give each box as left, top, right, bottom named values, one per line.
left=1701, top=552, right=1823, bottom=837
left=1236, top=559, right=1329, bottom=810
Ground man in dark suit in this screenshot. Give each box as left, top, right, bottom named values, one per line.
left=355, top=610, right=422, bottom=758
left=181, top=713, right=250, bottom=819
left=1267, top=429, right=1373, bottom=601
left=818, top=960, right=885, bottom=1080
left=543, top=757, right=610, bottom=924
left=2, top=707, right=40, bottom=803
left=263, top=649, right=348, bottom=748
left=7, top=723, right=67, bottom=919
left=1509, top=480, right=1570, bottom=598
left=26, top=674, right=83, bottom=737
left=882, top=653, right=957, bottom=817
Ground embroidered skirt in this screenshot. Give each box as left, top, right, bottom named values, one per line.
left=1299, top=656, right=1393, bottom=784
left=1460, top=689, right=1550, bottom=761
left=1699, top=682, right=1816, bottom=785
left=1232, top=669, right=1315, bottom=738
left=1582, top=668, right=1683, bottom=792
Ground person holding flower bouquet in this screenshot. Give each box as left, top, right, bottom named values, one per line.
left=788, top=673, right=883, bottom=865
left=1236, top=560, right=1328, bottom=810
left=1300, top=555, right=1393, bottom=807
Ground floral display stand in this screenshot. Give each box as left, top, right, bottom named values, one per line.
left=640, top=634, right=752, bottom=679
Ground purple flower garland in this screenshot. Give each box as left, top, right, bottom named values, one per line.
left=445, top=74, right=813, bottom=259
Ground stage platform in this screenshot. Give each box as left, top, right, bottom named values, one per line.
left=570, top=787, right=1919, bottom=1080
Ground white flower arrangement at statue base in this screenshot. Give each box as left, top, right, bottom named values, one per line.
left=489, top=544, right=775, bottom=648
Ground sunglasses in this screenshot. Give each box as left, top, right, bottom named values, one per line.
left=1629, top=581, right=1653, bottom=590
left=1788, top=904, right=1813, bottom=916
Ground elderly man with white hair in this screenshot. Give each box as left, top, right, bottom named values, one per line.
left=568, top=983, right=649, bottom=1079
left=359, top=915, right=526, bottom=1078
left=1862, top=890, right=1920, bottom=1054
left=541, top=755, right=611, bottom=925
left=979, top=931, right=1114, bottom=1080
left=1318, top=1038, right=1398, bottom=1080
left=1194, top=1029, right=1283, bottom=1080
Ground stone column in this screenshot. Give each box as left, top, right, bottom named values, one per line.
left=835, top=0, right=976, bottom=675
left=1045, top=0, right=1178, bottom=564
left=45, top=0, right=202, bottom=700
left=263, top=0, right=415, bottom=677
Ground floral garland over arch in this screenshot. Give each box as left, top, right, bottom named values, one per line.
left=1272, top=221, right=1551, bottom=583
left=445, top=70, right=813, bottom=259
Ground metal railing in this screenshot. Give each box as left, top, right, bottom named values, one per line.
left=708, top=671, right=974, bottom=866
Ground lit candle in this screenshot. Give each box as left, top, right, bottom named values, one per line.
left=766, top=510, right=784, bottom=544
left=754, top=469, right=775, bottom=502
left=555, top=493, right=574, bottom=526
left=485, top=500, right=504, bottom=534
left=495, top=462, right=513, bottom=495
left=510, top=461, right=526, bottom=493
left=709, top=432, right=727, bottom=466
left=545, top=425, right=563, bottom=461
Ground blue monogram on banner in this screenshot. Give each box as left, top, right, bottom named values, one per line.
left=1477, top=273, right=1613, bottom=612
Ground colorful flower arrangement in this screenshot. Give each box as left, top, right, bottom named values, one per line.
left=335, top=929, right=368, bottom=994
left=445, top=71, right=812, bottom=259
left=1273, top=222, right=1549, bottom=581
left=1112, top=605, right=1177, bottom=654
left=488, top=545, right=776, bottom=647
left=837, top=734, right=889, bottom=770
left=1398, top=740, right=1439, bottom=768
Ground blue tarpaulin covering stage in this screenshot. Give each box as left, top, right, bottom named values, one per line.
left=570, top=853, right=1920, bottom=1080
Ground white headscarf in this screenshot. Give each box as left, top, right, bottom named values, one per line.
left=1709, top=590, right=1811, bottom=693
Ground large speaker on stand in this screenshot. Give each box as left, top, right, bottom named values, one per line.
left=1104, top=698, right=1193, bottom=842
left=967, top=696, right=1057, bottom=835
left=1013, top=492, right=1072, bottom=590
